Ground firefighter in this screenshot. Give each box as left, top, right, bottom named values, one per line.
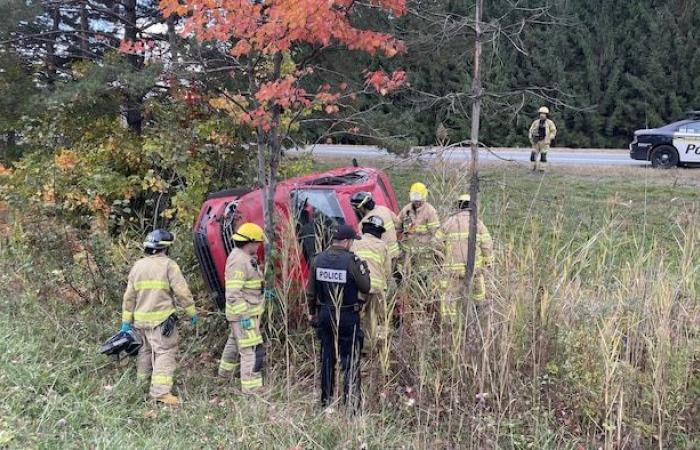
left=350, top=216, right=392, bottom=354
left=529, top=106, right=557, bottom=172
left=397, top=182, right=440, bottom=279
left=435, top=194, right=494, bottom=318
left=121, top=229, right=198, bottom=406
left=307, top=224, right=371, bottom=408
left=218, top=223, right=266, bottom=394
left=350, top=192, right=400, bottom=261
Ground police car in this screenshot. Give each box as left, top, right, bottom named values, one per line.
left=630, top=111, right=700, bottom=168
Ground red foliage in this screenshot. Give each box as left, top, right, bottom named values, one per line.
left=161, top=0, right=405, bottom=58
left=364, top=70, right=408, bottom=95
left=159, top=0, right=407, bottom=126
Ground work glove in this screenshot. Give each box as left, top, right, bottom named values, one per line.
left=240, top=317, right=253, bottom=330
left=190, top=315, right=199, bottom=327
left=263, top=288, right=278, bottom=302
left=120, top=322, right=132, bottom=333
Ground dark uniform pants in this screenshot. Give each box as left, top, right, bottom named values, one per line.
left=317, top=306, right=363, bottom=408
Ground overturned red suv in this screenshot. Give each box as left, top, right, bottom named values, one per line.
left=193, top=166, right=399, bottom=309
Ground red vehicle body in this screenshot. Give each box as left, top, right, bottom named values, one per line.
left=193, top=166, right=399, bottom=309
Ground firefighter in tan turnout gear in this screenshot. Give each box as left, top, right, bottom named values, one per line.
left=397, top=182, right=440, bottom=279
left=529, top=106, right=557, bottom=172
left=436, top=195, right=494, bottom=318
left=350, top=192, right=400, bottom=261
left=121, top=229, right=198, bottom=406
left=351, top=216, right=392, bottom=355
left=219, top=223, right=266, bottom=393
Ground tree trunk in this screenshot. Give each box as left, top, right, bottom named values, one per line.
left=122, top=0, right=143, bottom=134
left=464, top=0, right=483, bottom=300
left=250, top=53, right=284, bottom=291
left=80, top=2, right=90, bottom=59
left=45, top=6, right=61, bottom=87
left=263, top=53, right=284, bottom=289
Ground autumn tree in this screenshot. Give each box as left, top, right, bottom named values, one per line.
left=160, top=0, right=408, bottom=275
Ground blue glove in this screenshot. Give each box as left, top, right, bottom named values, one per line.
left=263, top=288, right=277, bottom=302
left=120, top=322, right=132, bottom=333
left=240, top=318, right=252, bottom=330
left=190, top=315, right=199, bottom=327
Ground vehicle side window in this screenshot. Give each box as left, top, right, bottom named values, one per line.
left=677, top=122, right=700, bottom=134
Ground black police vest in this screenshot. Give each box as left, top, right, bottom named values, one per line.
left=313, top=248, right=360, bottom=308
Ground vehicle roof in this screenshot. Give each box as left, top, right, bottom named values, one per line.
left=658, top=119, right=694, bottom=131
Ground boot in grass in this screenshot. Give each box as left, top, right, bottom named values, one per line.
left=155, top=393, right=180, bottom=407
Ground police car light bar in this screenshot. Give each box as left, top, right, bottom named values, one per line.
left=687, top=110, right=700, bottom=120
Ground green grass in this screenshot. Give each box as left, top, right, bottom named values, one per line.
left=1, top=162, right=698, bottom=449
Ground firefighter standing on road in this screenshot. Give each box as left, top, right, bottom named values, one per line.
left=436, top=194, right=494, bottom=318
left=350, top=216, right=392, bottom=357
left=350, top=192, right=400, bottom=261
left=219, top=223, right=266, bottom=394
left=121, top=229, right=198, bottom=406
left=529, top=106, right=557, bottom=172
left=397, top=182, right=440, bottom=279
left=307, top=224, right=371, bottom=408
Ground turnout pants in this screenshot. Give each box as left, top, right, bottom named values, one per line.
left=361, top=292, right=390, bottom=347
left=135, top=326, right=178, bottom=398
left=219, top=318, right=264, bottom=392
left=530, top=142, right=550, bottom=171
left=317, top=306, right=363, bottom=408
left=439, top=270, right=486, bottom=319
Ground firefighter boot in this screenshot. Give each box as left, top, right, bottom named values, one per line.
left=155, top=393, right=180, bottom=407
left=539, top=152, right=548, bottom=172
left=530, top=151, right=538, bottom=171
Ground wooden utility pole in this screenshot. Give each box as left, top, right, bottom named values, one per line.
left=464, top=0, right=483, bottom=301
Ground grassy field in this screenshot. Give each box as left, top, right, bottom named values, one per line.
left=1, top=161, right=698, bottom=449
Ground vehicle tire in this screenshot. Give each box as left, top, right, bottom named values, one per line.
left=650, top=145, right=679, bottom=169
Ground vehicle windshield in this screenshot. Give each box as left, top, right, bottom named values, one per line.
left=292, top=189, right=346, bottom=264
left=292, top=189, right=345, bottom=223
left=659, top=120, right=692, bottom=131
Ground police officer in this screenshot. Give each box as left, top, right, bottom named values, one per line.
left=307, top=224, right=371, bottom=408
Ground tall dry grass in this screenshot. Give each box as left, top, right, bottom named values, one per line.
left=265, top=161, right=699, bottom=448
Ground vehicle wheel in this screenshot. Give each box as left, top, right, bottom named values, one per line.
left=650, top=145, right=679, bottom=169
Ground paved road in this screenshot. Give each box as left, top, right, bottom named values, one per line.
left=292, top=144, right=647, bottom=167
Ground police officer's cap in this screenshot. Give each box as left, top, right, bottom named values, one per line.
left=333, top=224, right=361, bottom=241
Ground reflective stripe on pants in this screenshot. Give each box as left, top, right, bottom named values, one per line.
left=135, top=325, right=179, bottom=398
left=230, top=319, right=264, bottom=392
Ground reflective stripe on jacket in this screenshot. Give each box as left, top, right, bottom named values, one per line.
left=436, top=211, right=494, bottom=276
left=351, top=234, right=391, bottom=294
left=122, top=254, right=195, bottom=328
left=360, top=205, right=400, bottom=259
left=225, top=248, right=264, bottom=322
left=397, top=202, right=440, bottom=245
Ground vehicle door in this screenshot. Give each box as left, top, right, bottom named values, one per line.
left=674, top=121, right=700, bottom=163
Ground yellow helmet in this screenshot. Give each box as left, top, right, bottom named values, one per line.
left=458, top=194, right=470, bottom=202
left=409, top=182, right=428, bottom=201
left=232, top=223, right=264, bottom=242
left=538, top=106, right=550, bottom=115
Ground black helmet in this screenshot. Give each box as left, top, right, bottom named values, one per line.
left=99, top=330, right=142, bottom=359
left=143, top=229, right=174, bottom=250
left=350, top=192, right=375, bottom=211
left=361, top=215, right=386, bottom=237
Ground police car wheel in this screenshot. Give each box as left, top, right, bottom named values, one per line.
left=650, top=145, right=679, bottom=169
